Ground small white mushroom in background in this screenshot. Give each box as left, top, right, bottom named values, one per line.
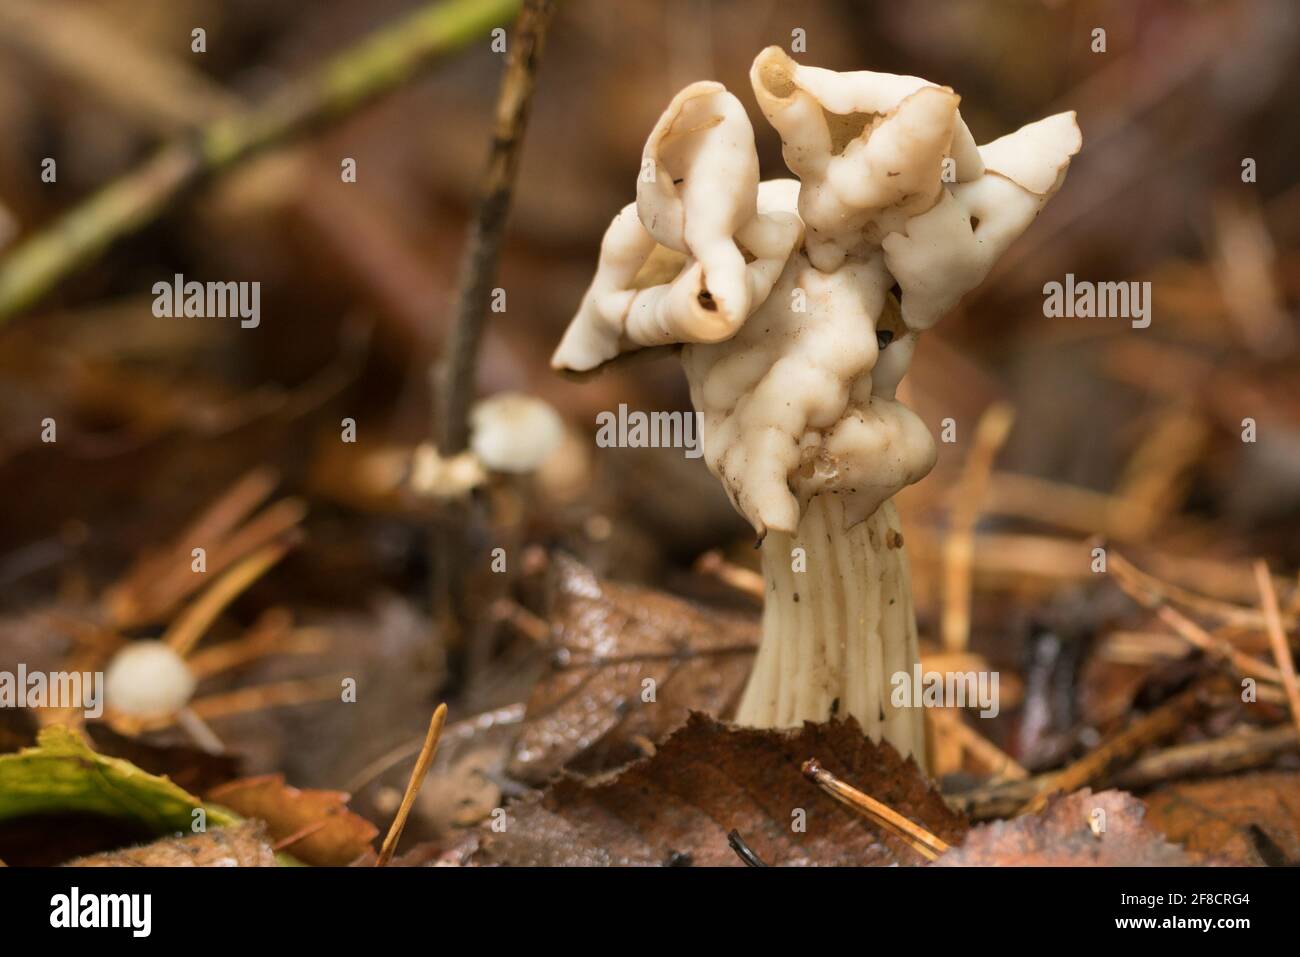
left=408, top=394, right=564, bottom=501
left=409, top=443, right=487, bottom=499
left=468, top=392, right=565, bottom=474
left=552, top=48, right=1081, bottom=770
left=103, top=640, right=197, bottom=717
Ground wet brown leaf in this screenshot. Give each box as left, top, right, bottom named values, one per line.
left=472, top=713, right=965, bottom=866
left=508, top=554, right=757, bottom=782
left=206, top=774, right=377, bottom=866
left=1143, top=770, right=1300, bottom=866
left=85, top=723, right=241, bottom=796
left=934, top=789, right=1207, bottom=866
left=68, top=821, right=276, bottom=867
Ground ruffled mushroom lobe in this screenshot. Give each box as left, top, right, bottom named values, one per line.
left=551, top=51, right=1081, bottom=761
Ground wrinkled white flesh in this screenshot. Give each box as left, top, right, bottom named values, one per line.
left=681, top=248, right=937, bottom=537
left=551, top=48, right=1079, bottom=539
left=735, top=495, right=925, bottom=769
left=550, top=49, right=1080, bottom=758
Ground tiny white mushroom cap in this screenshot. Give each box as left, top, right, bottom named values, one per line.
left=104, top=640, right=197, bottom=717
left=469, top=393, right=564, bottom=473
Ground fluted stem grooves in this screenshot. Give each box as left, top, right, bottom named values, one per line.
left=735, top=494, right=926, bottom=769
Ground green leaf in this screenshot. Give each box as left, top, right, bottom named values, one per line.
left=0, top=725, right=238, bottom=833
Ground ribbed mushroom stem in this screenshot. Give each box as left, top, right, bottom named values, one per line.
left=735, top=494, right=926, bottom=769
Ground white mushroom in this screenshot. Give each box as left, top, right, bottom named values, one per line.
left=469, top=392, right=564, bottom=474
left=104, top=640, right=197, bottom=717
left=409, top=443, right=487, bottom=499
left=552, top=49, right=1081, bottom=768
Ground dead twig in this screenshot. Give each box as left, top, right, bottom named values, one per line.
left=928, top=708, right=1029, bottom=780
left=801, top=758, right=950, bottom=861
left=953, top=722, right=1299, bottom=819
left=377, top=703, right=449, bottom=866
left=1109, top=549, right=1297, bottom=631
left=103, top=471, right=306, bottom=631
left=726, top=830, right=769, bottom=867
left=1255, top=560, right=1300, bottom=742
left=1017, top=676, right=1223, bottom=817
left=430, top=0, right=555, bottom=654
left=693, top=550, right=764, bottom=599
left=1111, top=724, right=1299, bottom=790
left=163, top=543, right=292, bottom=658
left=187, top=615, right=330, bottom=679
left=435, top=0, right=556, bottom=455
left=1109, top=548, right=1287, bottom=685
left=942, top=402, right=1014, bottom=652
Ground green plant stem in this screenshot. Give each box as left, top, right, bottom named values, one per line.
left=0, top=0, right=522, bottom=322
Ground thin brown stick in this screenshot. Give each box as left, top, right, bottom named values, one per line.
left=163, top=542, right=291, bottom=657
left=693, top=550, right=764, bottom=599
left=1255, top=560, right=1300, bottom=742
left=801, top=758, right=950, bottom=861
left=942, top=401, right=1014, bottom=651
left=182, top=676, right=344, bottom=723
left=1111, top=724, right=1299, bottom=789
left=172, top=468, right=281, bottom=559
left=200, top=499, right=307, bottom=579
left=953, top=722, right=1299, bottom=819
left=112, top=674, right=346, bottom=735
left=1152, top=603, right=1283, bottom=684
left=435, top=0, right=556, bottom=454
left=982, top=471, right=1150, bottom=539
left=377, top=703, right=449, bottom=866
left=429, top=0, right=555, bottom=655
left=103, top=468, right=279, bottom=627
left=1113, top=406, right=1210, bottom=536
left=929, top=708, right=1029, bottom=780
left=1109, top=549, right=1297, bottom=630
left=1017, top=676, right=1221, bottom=816
left=1111, top=547, right=1286, bottom=682
left=187, top=612, right=329, bottom=678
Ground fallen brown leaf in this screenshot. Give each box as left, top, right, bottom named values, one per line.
left=472, top=713, right=965, bottom=866
left=934, top=789, right=1209, bottom=866
left=68, top=821, right=276, bottom=867
left=508, top=554, right=757, bottom=782
left=85, top=723, right=241, bottom=796
left=207, top=774, right=377, bottom=866
left=1142, top=770, right=1300, bottom=866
